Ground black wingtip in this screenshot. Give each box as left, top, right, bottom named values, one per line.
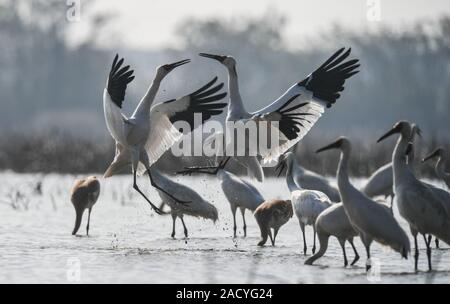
left=107, top=54, right=134, bottom=108
left=299, top=47, right=360, bottom=105
left=191, top=76, right=219, bottom=97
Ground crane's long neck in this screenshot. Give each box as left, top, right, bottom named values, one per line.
left=132, top=74, right=164, bottom=119
left=286, top=161, right=300, bottom=192
left=392, top=134, right=413, bottom=188
left=336, top=149, right=355, bottom=199
left=407, top=145, right=415, bottom=169
left=435, top=155, right=446, bottom=180
left=226, top=65, right=248, bottom=119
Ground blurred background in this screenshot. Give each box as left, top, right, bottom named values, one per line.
left=0, top=0, right=449, bottom=176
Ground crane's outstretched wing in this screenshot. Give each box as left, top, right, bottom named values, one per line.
left=250, top=48, right=360, bottom=163
left=103, top=54, right=135, bottom=145
left=252, top=48, right=359, bottom=163
left=138, top=77, right=227, bottom=171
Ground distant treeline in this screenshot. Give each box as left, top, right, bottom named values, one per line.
left=0, top=131, right=448, bottom=178
left=0, top=1, right=450, bottom=138
left=1, top=1, right=449, bottom=176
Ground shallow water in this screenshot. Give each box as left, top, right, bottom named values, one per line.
left=0, top=172, right=449, bottom=284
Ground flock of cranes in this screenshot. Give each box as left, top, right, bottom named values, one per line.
left=69, top=47, right=450, bottom=274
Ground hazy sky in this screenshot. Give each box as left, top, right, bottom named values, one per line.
left=74, top=0, right=450, bottom=49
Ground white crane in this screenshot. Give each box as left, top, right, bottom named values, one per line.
left=254, top=199, right=293, bottom=246
left=422, top=147, right=450, bottom=189
left=70, top=176, right=100, bottom=236
left=304, top=203, right=359, bottom=267
left=316, top=137, right=410, bottom=271
left=378, top=121, right=450, bottom=271
left=196, top=48, right=360, bottom=182
left=276, top=152, right=332, bottom=255
left=150, top=169, right=218, bottom=238
left=102, top=54, right=227, bottom=214
left=362, top=125, right=420, bottom=205
left=277, top=151, right=340, bottom=202
left=180, top=157, right=265, bottom=238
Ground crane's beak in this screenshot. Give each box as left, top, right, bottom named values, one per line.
left=275, top=160, right=286, bottom=177
left=199, top=53, right=227, bottom=63
left=316, top=139, right=342, bottom=154
left=377, top=127, right=400, bottom=143
left=165, top=59, right=191, bottom=72
left=422, top=148, right=440, bottom=163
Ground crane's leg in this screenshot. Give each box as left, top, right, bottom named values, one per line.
left=148, top=170, right=190, bottom=205
left=312, top=225, right=317, bottom=254
left=423, top=234, right=432, bottom=271
left=269, top=229, right=274, bottom=246
left=178, top=165, right=219, bottom=175
left=299, top=221, right=307, bottom=255
left=349, top=238, right=360, bottom=266
left=338, top=239, right=348, bottom=267
left=140, top=152, right=190, bottom=206
left=132, top=162, right=163, bottom=215
left=360, top=234, right=372, bottom=272
left=257, top=226, right=268, bottom=247
left=413, top=233, right=419, bottom=272
left=180, top=216, right=188, bottom=238
left=273, top=228, right=279, bottom=246
left=177, top=157, right=231, bottom=176
left=240, top=207, right=247, bottom=237
left=231, top=205, right=237, bottom=238
left=86, top=207, right=92, bottom=236
left=365, top=245, right=371, bottom=272
left=305, top=233, right=329, bottom=266
left=171, top=213, right=177, bottom=238
left=435, top=238, right=440, bottom=249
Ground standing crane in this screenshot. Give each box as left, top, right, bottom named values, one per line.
left=316, top=137, right=410, bottom=271
left=378, top=121, right=450, bottom=271
left=276, top=152, right=332, bottom=254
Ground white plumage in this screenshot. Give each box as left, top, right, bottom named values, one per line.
left=197, top=48, right=360, bottom=182
left=305, top=203, right=359, bottom=267
left=378, top=121, right=450, bottom=271
left=317, top=137, right=410, bottom=271
left=277, top=151, right=332, bottom=254
left=102, top=55, right=227, bottom=214
left=362, top=125, right=420, bottom=203
left=278, top=152, right=340, bottom=202
left=151, top=169, right=218, bottom=238
left=218, top=169, right=265, bottom=237
left=422, top=147, right=450, bottom=190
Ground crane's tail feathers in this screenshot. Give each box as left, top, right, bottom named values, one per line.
left=104, top=160, right=130, bottom=178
